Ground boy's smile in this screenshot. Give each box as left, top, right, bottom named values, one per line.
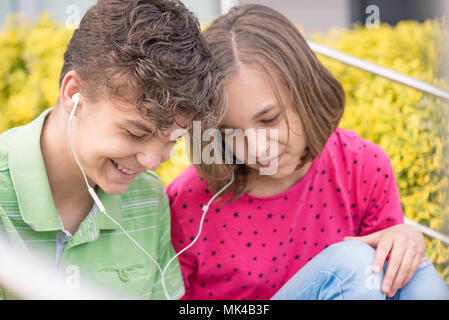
left=68, top=94, right=180, bottom=195
left=109, top=158, right=139, bottom=177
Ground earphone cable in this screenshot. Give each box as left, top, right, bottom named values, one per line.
left=67, top=94, right=235, bottom=299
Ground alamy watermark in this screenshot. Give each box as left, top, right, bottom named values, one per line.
left=364, top=264, right=382, bottom=290
left=65, top=264, right=80, bottom=291
left=169, top=121, right=281, bottom=175
left=365, top=5, right=380, bottom=29
left=65, top=4, right=81, bottom=29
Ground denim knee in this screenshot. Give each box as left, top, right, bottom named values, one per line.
left=272, top=240, right=384, bottom=299
left=320, top=240, right=384, bottom=299
left=322, top=240, right=377, bottom=275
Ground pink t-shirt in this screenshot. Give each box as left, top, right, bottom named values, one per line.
left=167, top=128, right=404, bottom=300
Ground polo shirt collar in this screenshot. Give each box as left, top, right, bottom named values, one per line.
left=8, top=108, right=121, bottom=232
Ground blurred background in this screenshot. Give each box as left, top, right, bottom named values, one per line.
left=0, top=0, right=449, bottom=33
left=1, top=0, right=448, bottom=33
left=0, top=0, right=448, bottom=290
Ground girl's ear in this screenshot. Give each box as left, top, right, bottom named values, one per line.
left=59, top=70, right=83, bottom=117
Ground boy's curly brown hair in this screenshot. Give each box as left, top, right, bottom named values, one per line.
left=59, top=0, right=223, bottom=132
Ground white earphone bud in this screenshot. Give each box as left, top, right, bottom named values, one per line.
left=72, top=92, right=81, bottom=106
left=70, top=93, right=81, bottom=120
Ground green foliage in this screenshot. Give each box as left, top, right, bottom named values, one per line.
left=0, top=14, right=73, bottom=132
left=0, top=15, right=447, bottom=284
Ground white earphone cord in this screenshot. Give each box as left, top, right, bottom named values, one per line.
left=68, top=94, right=234, bottom=300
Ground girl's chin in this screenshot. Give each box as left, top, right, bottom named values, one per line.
left=247, top=160, right=303, bottom=180
left=247, top=164, right=287, bottom=179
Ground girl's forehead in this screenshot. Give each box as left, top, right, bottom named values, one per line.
left=226, top=68, right=273, bottom=102
left=224, top=65, right=285, bottom=110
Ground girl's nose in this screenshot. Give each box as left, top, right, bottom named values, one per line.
left=246, top=129, right=278, bottom=163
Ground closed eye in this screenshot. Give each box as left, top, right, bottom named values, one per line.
left=261, top=113, right=281, bottom=124
left=125, top=130, right=147, bottom=142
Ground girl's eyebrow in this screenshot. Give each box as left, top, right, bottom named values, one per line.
left=251, top=103, right=278, bottom=120
left=219, top=103, right=279, bottom=130
left=219, top=124, right=236, bottom=130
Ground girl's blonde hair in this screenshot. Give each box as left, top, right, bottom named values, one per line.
left=196, top=4, right=345, bottom=200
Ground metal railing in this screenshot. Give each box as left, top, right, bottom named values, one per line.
left=308, top=40, right=449, bottom=244
left=308, top=41, right=449, bottom=101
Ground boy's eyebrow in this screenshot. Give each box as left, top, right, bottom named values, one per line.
left=123, top=119, right=155, bottom=134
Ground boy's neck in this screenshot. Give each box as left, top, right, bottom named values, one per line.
left=40, top=106, right=95, bottom=234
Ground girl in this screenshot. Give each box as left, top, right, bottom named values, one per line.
left=167, top=4, right=449, bottom=300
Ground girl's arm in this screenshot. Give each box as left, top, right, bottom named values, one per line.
left=344, top=224, right=425, bottom=298
left=345, top=141, right=425, bottom=297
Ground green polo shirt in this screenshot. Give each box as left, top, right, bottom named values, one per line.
left=0, top=108, right=185, bottom=299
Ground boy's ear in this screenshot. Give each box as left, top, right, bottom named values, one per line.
left=59, top=70, right=83, bottom=116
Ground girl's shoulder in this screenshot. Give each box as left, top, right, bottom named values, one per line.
left=166, top=165, right=221, bottom=223
left=329, top=128, right=370, bottom=152
left=325, top=128, right=390, bottom=163
left=166, top=164, right=209, bottom=201
left=320, top=128, right=393, bottom=180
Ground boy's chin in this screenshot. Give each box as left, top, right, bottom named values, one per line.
left=98, top=180, right=132, bottom=195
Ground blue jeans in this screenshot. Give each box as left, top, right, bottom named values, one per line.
left=271, top=240, right=449, bottom=300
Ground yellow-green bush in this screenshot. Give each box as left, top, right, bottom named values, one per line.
left=0, top=14, right=73, bottom=131
left=0, top=15, right=448, bottom=283
left=312, top=20, right=449, bottom=283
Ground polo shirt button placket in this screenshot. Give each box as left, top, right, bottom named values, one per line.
left=118, top=269, right=130, bottom=283
left=56, top=230, right=72, bottom=266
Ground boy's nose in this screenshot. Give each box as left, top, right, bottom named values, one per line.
left=136, top=149, right=162, bottom=172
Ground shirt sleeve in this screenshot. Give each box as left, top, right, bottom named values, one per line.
left=0, top=205, right=5, bottom=240
left=149, top=184, right=185, bottom=300
left=0, top=206, right=5, bottom=300
left=166, top=183, right=198, bottom=300
left=358, top=142, right=404, bottom=236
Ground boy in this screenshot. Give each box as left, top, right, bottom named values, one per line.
left=0, top=0, right=221, bottom=299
